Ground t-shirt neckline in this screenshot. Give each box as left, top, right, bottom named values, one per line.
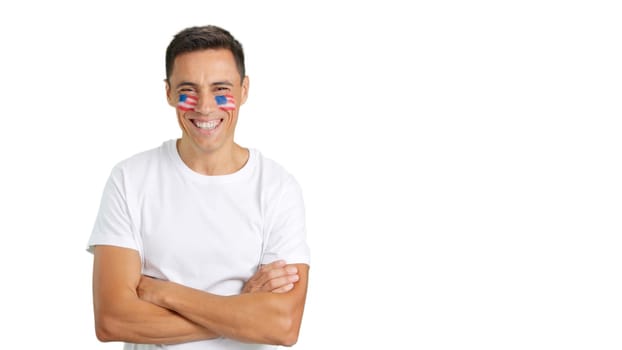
left=165, top=139, right=255, bottom=184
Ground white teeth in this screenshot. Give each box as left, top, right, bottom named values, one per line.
left=195, top=120, right=220, bottom=130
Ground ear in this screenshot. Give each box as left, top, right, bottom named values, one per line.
left=165, top=80, right=176, bottom=107
left=240, top=75, right=250, bottom=106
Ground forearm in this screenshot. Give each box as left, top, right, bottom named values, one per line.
left=160, top=288, right=294, bottom=344
left=92, top=245, right=220, bottom=345
left=140, top=264, right=309, bottom=345
left=95, top=296, right=220, bottom=344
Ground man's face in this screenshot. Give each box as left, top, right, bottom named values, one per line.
left=166, top=49, right=248, bottom=154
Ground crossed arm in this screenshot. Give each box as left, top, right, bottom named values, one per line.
left=92, top=245, right=308, bottom=346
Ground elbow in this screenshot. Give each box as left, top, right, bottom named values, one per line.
left=95, top=324, right=113, bottom=342
left=94, top=314, right=121, bottom=342
left=274, top=307, right=303, bottom=346
left=269, top=318, right=299, bottom=346
left=95, top=329, right=114, bottom=343
left=280, top=332, right=299, bottom=347
left=279, top=319, right=301, bottom=346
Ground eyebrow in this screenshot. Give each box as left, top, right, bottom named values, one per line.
left=211, top=81, right=234, bottom=87
left=175, top=81, right=234, bottom=89
left=175, top=81, right=199, bottom=89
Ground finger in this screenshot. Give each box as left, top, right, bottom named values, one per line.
left=272, top=283, right=294, bottom=293
left=244, top=262, right=284, bottom=293
left=243, top=263, right=298, bottom=293
left=243, top=260, right=298, bottom=292
left=258, top=265, right=297, bottom=287
left=284, top=265, right=298, bottom=275
left=252, top=269, right=285, bottom=288
left=263, top=273, right=299, bottom=292
left=253, top=261, right=293, bottom=287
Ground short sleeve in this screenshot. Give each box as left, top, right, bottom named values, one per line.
left=87, top=165, right=140, bottom=254
left=261, top=176, right=310, bottom=265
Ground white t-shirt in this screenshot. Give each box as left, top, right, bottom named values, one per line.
left=87, top=140, right=310, bottom=350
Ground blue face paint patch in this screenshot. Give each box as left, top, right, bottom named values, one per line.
left=177, top=94, right=197, bottom=111
left=176, top=94, right=236, bottom=112
left=216, top=95, right=236, bottom=111
left=215, top=95, right=227, bottom=105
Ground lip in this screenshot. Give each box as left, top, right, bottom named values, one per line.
left=191, top=117, right=223, bottom=123
left=188, top=116, right=224, bottom=136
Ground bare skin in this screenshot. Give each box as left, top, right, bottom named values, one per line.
left=243, top=260, right=301, bottom=294
left=93, top=246, right=304, bottom=344
left=137, top=263, right=309, bottom=345
left=93, top=245, right=218, bottom=344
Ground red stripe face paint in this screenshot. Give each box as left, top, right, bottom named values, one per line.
left=215, top=95, right=236, bottom=111
left=177, top=94, right=198, bottom=111
left=177, top=94, right=236, bottom=112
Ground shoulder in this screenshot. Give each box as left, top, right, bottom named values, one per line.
left=107, top=140, right=173, bottom=185
left=250, top=149, right=304, bottom=209
left=112, top=140, right=172, bottom=173
left=252, top=149, right=300, bottom=188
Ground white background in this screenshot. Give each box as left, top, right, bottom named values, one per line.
left=0, top=1, right=620, bottom=349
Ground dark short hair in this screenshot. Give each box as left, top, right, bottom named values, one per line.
left=165, top=25, right=245, bottom=83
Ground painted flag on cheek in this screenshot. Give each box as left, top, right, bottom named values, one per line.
left=177, top=94, right=198, bottom=111
left=215, top=95, right=236, bottom=111
left=177, top=94, right=236, bottom=112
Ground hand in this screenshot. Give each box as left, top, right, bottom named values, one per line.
left=242, top=260, right=299, bottom=294
left=137, top=275, right=168, bottom=306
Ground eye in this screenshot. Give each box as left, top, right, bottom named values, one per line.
left=214, top=86, right=230, bottom=93
left=178, top=87, right=196, bottom=94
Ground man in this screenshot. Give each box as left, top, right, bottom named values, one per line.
left=87, top=25, right=310, bottom=349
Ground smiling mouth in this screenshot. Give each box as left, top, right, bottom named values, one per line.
left=192, top=119, right=223, bottom=131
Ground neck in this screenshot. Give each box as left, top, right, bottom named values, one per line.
left=176, top=139, right=248, bottom=176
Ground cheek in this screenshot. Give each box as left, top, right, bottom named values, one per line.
left=215, top=95, right=236, bottom=111
left=176, top=111, right=188, bottom=129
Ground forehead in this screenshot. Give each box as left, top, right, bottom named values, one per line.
left=170, top=49, right=240, bottom=83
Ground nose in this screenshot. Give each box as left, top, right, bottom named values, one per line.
left=194, top=92, right=218, bottom=114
